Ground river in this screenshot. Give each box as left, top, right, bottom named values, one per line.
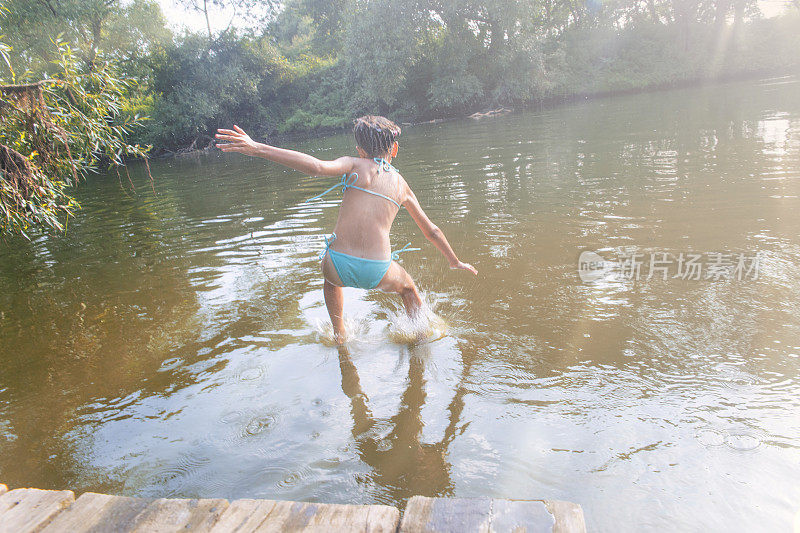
left=1, top=75, right=799, bottom=531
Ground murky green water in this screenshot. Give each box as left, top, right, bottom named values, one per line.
left=2, top=76, right=800, bottom=531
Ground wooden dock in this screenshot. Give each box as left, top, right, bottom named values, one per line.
left=0, top=483, right=586, bottom=532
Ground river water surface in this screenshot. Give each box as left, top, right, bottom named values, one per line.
left=2, top=76, right=800, bottom=531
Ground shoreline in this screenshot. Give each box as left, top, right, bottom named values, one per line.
left=151, top=66, right=799, bottom=159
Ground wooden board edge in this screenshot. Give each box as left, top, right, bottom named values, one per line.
left=0, top=488, right=75, bottom=532
left=544, top=499, right=587, bottom=533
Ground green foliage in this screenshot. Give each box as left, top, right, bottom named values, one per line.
left=1, top=0, right=171, bottom=76
left=341, top=0, right=432, bottom=113
left=177, top=0, right=279, bottom=39
left=0, top=41, right=150, bottom=237
left=414, top=31, right=485, bottom=115
left=0, top=40, right=12, bottom=79
left=2, top=0, right=800, bottom=150
left=272, top=0, right=800, bottom=132
left=548, top=14, right=800, bottom=97
left=146, top=33, right=293, bottom=149
left=277, top=60, right=352, bottom=133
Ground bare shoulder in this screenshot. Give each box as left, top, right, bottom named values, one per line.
left=396, top=172, right=416, bottom=205
left=339, top=155, right=359, bottom=165
left=335, top=155, right=359, bottom=172
left=348, top=156, right=373, bottom=174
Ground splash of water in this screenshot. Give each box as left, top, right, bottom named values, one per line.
left=314, top=316, right=372, bottom=346
left=385, top=302, right=448, bottom=345
left=313, top=297, right=448, bottom=346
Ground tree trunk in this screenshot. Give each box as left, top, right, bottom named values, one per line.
left=733, top=0, right=745, bottom=27
left=647, top=0, right=659, bottom=23
left=714, top=0, right=729, bottom=26
left=204, top=0, right=213, bottom=41
left=87, top=15, right=102, bottom=70
left=489, top=19, right=503, bottom=52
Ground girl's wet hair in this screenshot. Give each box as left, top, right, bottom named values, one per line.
left=353, top=115, right=401, bottom=158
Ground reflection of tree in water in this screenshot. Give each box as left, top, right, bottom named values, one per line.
left=0, top=161, right=317, bottom=495
left=0, top=190, right=202, bottom=493
left=336, top=343, right=472, bottom=503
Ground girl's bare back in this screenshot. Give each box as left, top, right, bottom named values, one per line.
left=328, top=157, right=408, bottom=260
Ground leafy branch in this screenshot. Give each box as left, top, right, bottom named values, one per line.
left=0, top=39, right=151, bottom=238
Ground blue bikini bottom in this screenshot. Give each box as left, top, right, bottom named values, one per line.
left=320, top=233, right=418, bottom=290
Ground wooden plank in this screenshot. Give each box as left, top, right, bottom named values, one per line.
left=364, top=505, right=402, bottom=533
left=300, top=502, right=398, bottom=532
left=127, top=498, right=229, bottom=533
left=544, top=500, right=586, bottom=533
left=399, top=496, right=491, bottom=533
left=210, top=499, right=279, bottom=532
left=254, top=500, right=315, bottom=532
left=490, top=499, right=555, bottom=532
left=0, top=485, right=581, bottom=533
left=399, top=497, right=586, bottom=533
left=217, top=500, right=400, bottom=533
left=399, top=496, right=436, bottom=533
left=0, top=488, right=74, bottom=533
left=80, top=494, right=153, bottom=533
left=40, top=492, right=152, bottom=533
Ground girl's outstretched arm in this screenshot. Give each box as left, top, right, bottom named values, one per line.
left=215, top=125, right=354, bottom=177
left=403, top=188, right=478, bottom=275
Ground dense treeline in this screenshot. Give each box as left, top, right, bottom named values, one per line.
left=2, top=0, right=800, bottom=153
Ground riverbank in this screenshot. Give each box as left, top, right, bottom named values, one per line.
left=155, top=65, right=800, bottom=159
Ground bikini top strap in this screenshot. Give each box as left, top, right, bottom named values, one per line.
left=374, top=157, right=398, bottom=173
left=304, top=173, right=354, bottom=204
left=346, top=175, right=402, bottom=209
left=304, top=171, right=402, bottom=209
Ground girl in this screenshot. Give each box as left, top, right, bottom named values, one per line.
left=215, top=116, right=476, bottom=343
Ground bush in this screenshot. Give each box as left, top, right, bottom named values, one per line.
left=146, top=33, right=288, bottom=150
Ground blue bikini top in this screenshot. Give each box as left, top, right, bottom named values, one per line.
left=304, top=158, right=402, bottom=208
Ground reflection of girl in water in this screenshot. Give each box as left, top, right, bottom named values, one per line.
left=336, top=343, right=470, bottom=500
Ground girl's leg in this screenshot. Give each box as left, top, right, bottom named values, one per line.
left=321, top=254, right=347, bottom=343
left=377, top=262, right=423, bottom=317
left=324, top=279, right=347, bottom=343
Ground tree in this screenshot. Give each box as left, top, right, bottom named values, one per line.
left=146, top=32, right=289, bottom=150
left=0, top=39, right=151, bottom=237
left=1, top=0, right=171, bottom=74
left=177, top=0, right=280, bottom=42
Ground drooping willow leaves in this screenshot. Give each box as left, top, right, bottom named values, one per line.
left=0, top=40, right=151, bottom=238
